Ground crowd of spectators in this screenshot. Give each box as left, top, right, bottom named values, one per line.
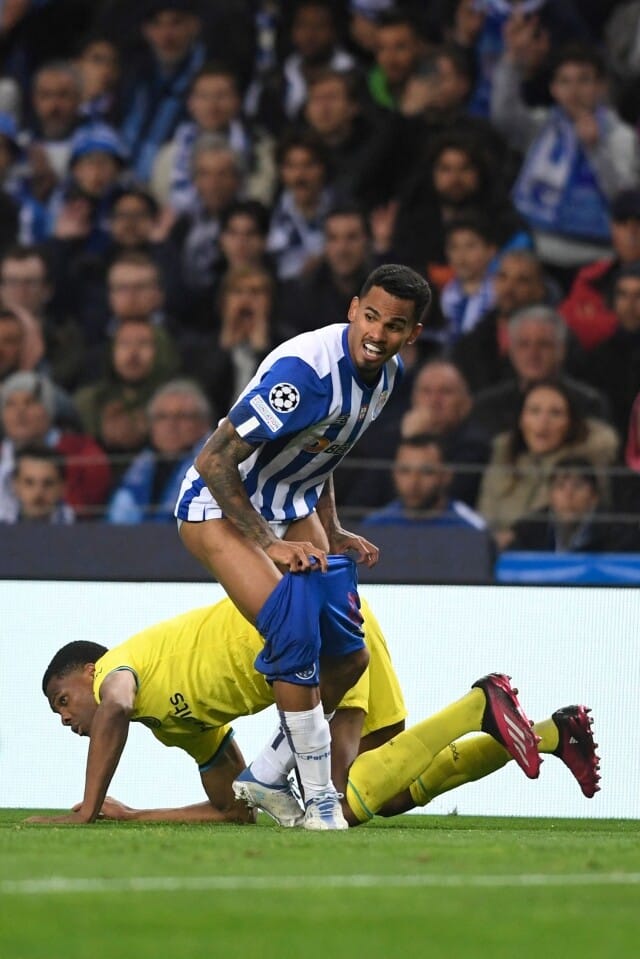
left=2, top=0, right=640, bottom=554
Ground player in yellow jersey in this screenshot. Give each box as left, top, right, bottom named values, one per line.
left=30, top=588, right=600, bottom=826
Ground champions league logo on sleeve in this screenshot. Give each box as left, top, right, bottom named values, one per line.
left=269, top=383, right=300, bottom=413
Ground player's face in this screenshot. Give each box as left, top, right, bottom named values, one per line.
left=47, top=666, right=98, bottom=738
left=347, top=285, right=422, bottom=382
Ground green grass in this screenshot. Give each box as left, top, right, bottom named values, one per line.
left=2, top=811, right=639, bottom=959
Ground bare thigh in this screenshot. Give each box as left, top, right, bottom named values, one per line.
left=284, top=512, right=331, bottom=551
left=179, top=518, right=281, bottom=624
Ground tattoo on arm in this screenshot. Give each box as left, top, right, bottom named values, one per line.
left=195, top=419, right=276, bottom=548
left=316, top=475, right=340, bottom=534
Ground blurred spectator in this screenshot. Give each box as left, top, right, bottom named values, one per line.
left=440, top=215, right=497, bottom=345
left=280, top=204, right=373, bottom=335
left=400, top=359, right=490, bottom=506
left=471, top=305, right=610, bottom=438
left=492, top=41, right=639, bottom=284
left=17, top=60, right=84, bottom=242
left=389, top=129, right=531, bottom=280
left=152, top=62, right=276, bottom=213
left=182, top=264, right=277, bottom=414
left=74, top=34, right=121, bottom=123
left=0, top=371, right=111, bottom=519
left=362, top=433, right=487, bottom=530
left=246, top=0, right=355, bottom=135
left=300, top=68, right=406, bottom=209
left=0, top=444, right=75, bottom=524
left=120, top=0, right=206, bottom=180
left=0, top=113, right=20, bottom=254
left=74, top=319, right=177, bottom=478
left=582, top=264, right=640, bottom=438
left=559, top=189, right=640, bottom=350
left=0, top=309, right=23, bottom=384
left=476, top=379, right=618, bottom=548
left=168, top=134, right=244, bottom=297
left=106, top=378, right=211, bottom=524
left=0, top=244, right=84, bottom=391
left=217, top=200, right=272, bottom=275
left=451, top=249, right=548, bottom=393
left=509, top=455, right=640, bottom=553
left=48, top=121, right=129, bottom=249
left=267, top=130, right=335, bottom=280
left=366, top=8, right=429, bottom=113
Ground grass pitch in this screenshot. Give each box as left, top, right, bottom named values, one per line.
left=2, top=811, right=639, bottom=959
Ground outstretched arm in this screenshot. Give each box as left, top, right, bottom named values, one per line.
left=27, top=671, right=136, bottom=824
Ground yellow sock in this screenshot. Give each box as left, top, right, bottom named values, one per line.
left=409, top=734, right=509, bottom=806
left=409, top=717, right=558, bottom=807
left=347, top=688, right=486, bottom=822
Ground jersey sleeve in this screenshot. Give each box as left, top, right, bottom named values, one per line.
left=227, top=356, right=331, bottom=444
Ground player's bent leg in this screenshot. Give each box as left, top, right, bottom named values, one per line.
left=232, top=767, right=304, bottom=827
left=471, top=673, right=541, bottom=778
left=345, top=674, right=539, bottom=823
left=328, top=707, right=367, bottom=795
left=179, top=518, right=282, bottom=623
left=320, top=648, right=370, bottom=713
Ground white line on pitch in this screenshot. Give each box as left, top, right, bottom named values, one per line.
left=2, top=873, right=640, bottom=896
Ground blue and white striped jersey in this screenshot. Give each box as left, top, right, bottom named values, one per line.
left=175, top=324, right=402, bottom=522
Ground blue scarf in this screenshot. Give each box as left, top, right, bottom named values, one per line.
left=512, top=107, right=612, bottom=243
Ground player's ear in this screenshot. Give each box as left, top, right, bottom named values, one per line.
left=406, top=322, right=423, bottom=346
left=347, top=296, right=359, bottom=322
left=83, top=663, right=96, bottom=680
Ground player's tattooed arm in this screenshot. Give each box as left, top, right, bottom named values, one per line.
left=195, top=418, right=277, bottom=549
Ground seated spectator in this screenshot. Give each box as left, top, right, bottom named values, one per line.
left=476, top=380, right=619, bottom=548
left=299, top=68, right=406, bottom=210
left=74, top=319, right=177, bottom=481
left=471, top=305, right=610, bottom=438
left=267, top=130, right=336, bottom=280
left=182, top=265, right=278, bottom=415
left=559, top=189, right=640, bottom=350
left=0, top=444, right=75, bottom=524
left=492, top=40, right=640, bottom=284
left=280, top=204, right=373, bottom=336
left=0, top=244, right=84, bottom=392
left=0, top=371, right=111, bottom=519
left=362, top=433, right=487, bottom=530
left=246, top=0, right=356, bottom=135
left=451, top=249, right=548, bottom=393
left=74, top=34, right=121, bottom=123
left=582, top=264, right=640, bottom=439
left=119, top=0, right=206, bottom=181
left=106, top=379, right=211, bottom=524
left=509, top=456, right=640, bottom=553
left=389, top=129, right=531, bottom=281
left=152, top=62, right=276, bottom=214
left=440, top=216, right=497, bottom=346
left=48, top=121, right=129, bottom=250
left=365, top=8, right=429, bottom=113
left=168, top=134, right=244, bottom=298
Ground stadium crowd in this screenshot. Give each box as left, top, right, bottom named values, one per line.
left=2, top=0, right=640, bottom=553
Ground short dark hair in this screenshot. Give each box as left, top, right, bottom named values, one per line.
left=0, top=244, right=52, bottom=283
left=443, top=214, right=498, bottom=247
left=112, top=185, right=159, bottom=218
left=14, top=443, right=65, bottom=479
left=219, top=199, right=271, bottom=236
left=359, top=264, right=431, bottom=326
left=188, top=61, right=240, bottom=97
left=276, top=129, right=330, bottom=170
left=42, top=641, right=108, bottom=696
left=550, top=42, right=605, bottom=81
left=549, top=456, right=599, bottom=491
left=397, top=432, right=445, bottom=458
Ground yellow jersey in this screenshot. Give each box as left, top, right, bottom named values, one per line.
left=93, top=596, right=406, bottom=766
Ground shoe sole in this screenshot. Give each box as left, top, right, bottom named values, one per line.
left=472, top=673, right=541, bottom=779
left=232, top=779, right=304, bottom=828
left=552, top=705, right=601, bottom=798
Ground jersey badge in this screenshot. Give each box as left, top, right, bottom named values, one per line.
left=269, top=382, right=300, bottom=413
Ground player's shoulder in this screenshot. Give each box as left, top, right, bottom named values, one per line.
left=267, top=324, right=349, bottom=375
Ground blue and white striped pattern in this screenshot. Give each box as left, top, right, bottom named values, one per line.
left=175, top=324, right=401, bottom=522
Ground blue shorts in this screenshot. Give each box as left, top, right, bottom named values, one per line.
left=254, top=555, right=365, bottom=686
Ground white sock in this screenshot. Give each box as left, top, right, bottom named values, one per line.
left=249, top=722, right=295, bottom=786
left=281, top=704, right=333, bottom=803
